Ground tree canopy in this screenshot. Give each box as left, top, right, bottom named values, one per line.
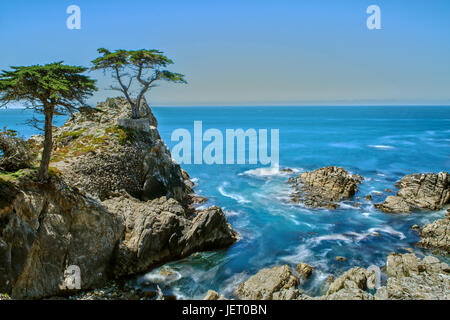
left=92, top=48, right=186, bottom=118
left=0, top=62, right=97, bottom=180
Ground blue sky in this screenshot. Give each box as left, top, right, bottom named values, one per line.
left=1, top=0, right=450, bottom=106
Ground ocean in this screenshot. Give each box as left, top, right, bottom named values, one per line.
left=1, top=106, right=450, bottom=298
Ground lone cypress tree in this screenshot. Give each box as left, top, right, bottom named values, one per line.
left=91, top=48, right=186, bottom=119
left=0, top=62, right=97, bottom=181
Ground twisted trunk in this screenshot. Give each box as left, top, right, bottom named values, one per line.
left=114, top=66, right=139, bottom=119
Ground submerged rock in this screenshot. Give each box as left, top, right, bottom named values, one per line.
left=375, top=172, right=449, bottom=213
left=288, top=166, right=363, bottom=209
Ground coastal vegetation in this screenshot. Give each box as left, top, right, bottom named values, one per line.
left=0, top=128, right=37, bottom=172
left=0, top=62, right=96, bottom=181
left=91, top=48, right=186, bottom=119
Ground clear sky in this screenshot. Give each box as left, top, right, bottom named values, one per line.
left=1, top=0, right=450, bottom=106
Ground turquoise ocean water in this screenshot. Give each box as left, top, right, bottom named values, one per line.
left=1, top=106, right=450, bottom=298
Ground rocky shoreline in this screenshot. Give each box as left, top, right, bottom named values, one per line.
left=206, top=166, right=449, bottom=300
left=223, top=252, right=449, bottom=300
left=1, top=100, right=449, bottom=300
left=0, top=97, right=237, bottom=299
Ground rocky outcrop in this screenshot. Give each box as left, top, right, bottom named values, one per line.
left=204, top=290, right=227, bottom=300
left=50, top=97, right=188, bottom=203
left=0, top=97, right=238, bottom=299
left=325, top=267, right=376, bottom=300
left=288, top=166, right=362, bottom=209
left=0, top=178, right=123, bottom=299
left=417, top=210, right=450, bottom=253
left=235, top=253, right=449, bottom=300
left=235, top=265, right=301, bottom=300
left=375, top=172, right=449, bottom=213
left=375, top=253, right=450, bottom=300
left=0, top=172, right=237, bottom=300
left=103, top=194, right=237, bottom=277
left=295, top=263, right=313, bottom=279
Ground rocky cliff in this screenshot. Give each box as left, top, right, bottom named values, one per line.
left=0, top=97, right=237, bottom=299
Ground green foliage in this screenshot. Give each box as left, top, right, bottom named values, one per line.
left=0, top=62, right=97, bottom=113
left=91, top=48, right=186, bottom=118
left=0, top=62, right=97, bottom=180
left=0, top=168, right=37, bottom=182
left=0, top=127, right=18, bottom=138
left=105, top=126, right=137, bottom=145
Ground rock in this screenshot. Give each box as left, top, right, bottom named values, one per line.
left=371, top=231, right=381, bottom=237
left=102, top=195, right=237, bottom=277
left=375, top=172, right=449, bottom=213
left=189, top=195, right=208, bottom=205
left=365, top=194, right=372, bottom=201
left=0, top=130, right=36, bottom=172
left=50, top=97, right=189, bottom=203
left=375, top=196, right=412, bottom=213
left=325, top=288, right=374, bottom=300
left=0, top=178, right=124, bottom=299
left=280, top=168, right=294, bottom=174
left=235, top=265, right=300, bottom=300
left=288, top=166, right=362, bottom=209
left=295, top=263, right=313, bottom=279
left=385, top=189, right=393, bottom=193
left=326, top=267, right=374, bottom=296
left=375, top=253, right=450, bottom=300
left=234, top=253, right=449, bottom=301
left=204, top=290, right=226, bottom=300
left=411, top=225, right=420, bottom=230
left=417, top=215, right=450, bottom=253
left=335, top=256, right=347, bottom=262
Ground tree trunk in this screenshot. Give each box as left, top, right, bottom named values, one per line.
left=136, top=85, right=151, bottom=118
left=131, top=103, right=139, bottom=119
left=37, top=105, right=54, bottom=181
